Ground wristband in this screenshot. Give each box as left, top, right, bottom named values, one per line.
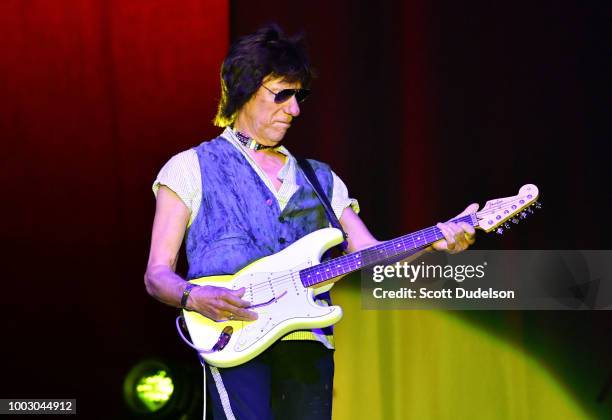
left=180, top=283, right=198, bottom=309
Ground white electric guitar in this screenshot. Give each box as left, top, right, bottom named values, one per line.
left=179, top=184, right=540, bottom=367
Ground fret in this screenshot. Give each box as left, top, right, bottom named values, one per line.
left=299, top=214, right=476, bottom=287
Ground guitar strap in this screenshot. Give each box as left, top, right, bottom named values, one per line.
left=297, top=158, right=348, bottom=251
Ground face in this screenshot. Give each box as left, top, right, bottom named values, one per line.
left=233, top=76, right=302, bottom=146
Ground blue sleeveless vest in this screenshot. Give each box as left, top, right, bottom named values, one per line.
left=185, top=137, right=335, bottom=280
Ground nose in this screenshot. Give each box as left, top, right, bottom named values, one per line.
left=284, top=95, right=300, bottom=117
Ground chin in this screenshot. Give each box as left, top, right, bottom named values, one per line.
left=269, top=131, right=287, bottom=144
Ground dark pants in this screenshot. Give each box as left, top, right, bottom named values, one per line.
left=205, top=341, right=335, bottom=420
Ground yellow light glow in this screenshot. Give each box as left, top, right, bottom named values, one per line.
left=135, top=370, right=174, bottom=412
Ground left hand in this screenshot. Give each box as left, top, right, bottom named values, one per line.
left=431, top=203, right=479, bottom=254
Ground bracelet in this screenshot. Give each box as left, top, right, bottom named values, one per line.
left=180, top=283, right=198, bottom=309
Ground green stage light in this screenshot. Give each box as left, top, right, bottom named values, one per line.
left=135, top=370, right=174, bottom=412
left=124, top=358, right=203, bottom=418
left=124, top=359, right=176, bottom=415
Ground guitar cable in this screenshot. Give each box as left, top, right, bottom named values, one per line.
left=176, top=315, right=212, bottom=420
left=175, top=315, right=218, bottom=354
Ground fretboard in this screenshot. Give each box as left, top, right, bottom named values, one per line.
left=299, top=213, right=478, bottom=287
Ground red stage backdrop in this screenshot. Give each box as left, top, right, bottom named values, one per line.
left=0, top=0, right=228, bottom=415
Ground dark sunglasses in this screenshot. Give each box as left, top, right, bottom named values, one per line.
left=262, top=85, right=311, bottom=104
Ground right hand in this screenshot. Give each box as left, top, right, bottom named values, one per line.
left=187, top=285, right=258, bottom=322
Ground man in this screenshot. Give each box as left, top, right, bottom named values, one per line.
left=145, top=24, right=477, bottom=419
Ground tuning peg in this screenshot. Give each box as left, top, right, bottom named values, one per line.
left=512, top=218, right=519, bottom=224
left=504, top=222, right=511, bottom=229
left=496, top=228, right=504, bottom=235
left=520, top=211, right=527, bottom=219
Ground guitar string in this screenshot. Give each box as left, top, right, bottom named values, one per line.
left=234, top=200, right=536, bottom=299
left=239, top=243, right=432, bottom=300
left=248, top=222, right=453, bottom=292
left=244, top=200, right=531, bottom=297
left=242, top=205, right=517, bottom=297
left=243, top=215, right=472, bottom=297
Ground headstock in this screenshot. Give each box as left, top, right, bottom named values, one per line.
left=475, top=184, right=540, bottom=234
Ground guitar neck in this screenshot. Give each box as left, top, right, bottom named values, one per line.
left=299, top=213, right=478, bottom=287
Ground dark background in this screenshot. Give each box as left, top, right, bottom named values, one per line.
left=1, top=0, right=610, bottom=417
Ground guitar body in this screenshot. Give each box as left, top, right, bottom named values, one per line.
left=180, top=184, right=540, bottom=368
left=183, top=228, right=346, bottom=368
